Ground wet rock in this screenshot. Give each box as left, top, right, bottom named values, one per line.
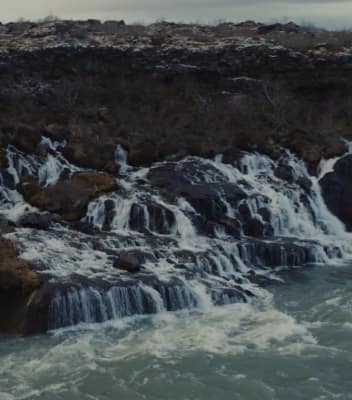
left=257, top=207, right=271, bottom=223
left=274, top=165, right=295, bottom=184
left=216, top=217, right=242, bottom=238
left=243, top=217, right=266, bottom=238
left=239, top=238, right=315, bottom=268
left=129, top=203, right=176, bottom=234
left=297, top=176, right=312, bottom=191
left=113, top=251, right=147, bottom=273
left=17, top=212, right=52, bottom=230
left=0, top=237, right=44, bottom=334
left=0, top=216, right=15, bottom=234
left=19, top=172, right=118, bottom=221
left=320, top=154, right=352, bottom=230
left=101, top=199, right=116, bottom=231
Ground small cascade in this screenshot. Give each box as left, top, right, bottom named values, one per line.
left=115, top=144, right=129, bottom=174
left=2, top=137, right=352, bottom=331
left=48, top=282, right=202, bottom=329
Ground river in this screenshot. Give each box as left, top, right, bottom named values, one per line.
left=1, top=261, right=352, bottom=400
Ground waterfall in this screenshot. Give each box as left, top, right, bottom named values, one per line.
left=2, top=138, right=352, bottom=330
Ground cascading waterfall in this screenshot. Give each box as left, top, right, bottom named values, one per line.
left=1, top=137, right=352, bottom=330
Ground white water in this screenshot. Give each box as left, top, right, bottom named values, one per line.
left=3, top=262, right=352, bottom=400
left=1, top=138, right=352, bottom=329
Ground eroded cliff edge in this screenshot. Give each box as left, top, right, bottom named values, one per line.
left=1, top=19, right=352, bottom=169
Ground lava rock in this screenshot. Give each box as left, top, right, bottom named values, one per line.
left=274, top=165, right=295, bottom=184
left=17, top=212, right=52, bottom=230
left=320, top=154, right=352, bottom=230
left=113, top=251, right=146, bottom=273
left=0, top=149, right=7, bottom=168
left=129, top=203, right=176, bottom=234
left=297, top=176, right=312, bottom=191
left=243, top=217, right=266, bottom=238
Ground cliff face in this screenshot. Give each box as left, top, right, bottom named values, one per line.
left=0, top=20, right=352, bottom=171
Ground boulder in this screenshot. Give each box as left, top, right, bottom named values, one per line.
left=113, top=251, right=146, bottom=273
left=0, top=237, right=44, bottom=334
left=17, top=212, right=52, bottom=230
left=320, top=154, right=352, bottom=230
left=19, top=172, right=118, bottom=221
left=274, top=165, right=295, bottom=184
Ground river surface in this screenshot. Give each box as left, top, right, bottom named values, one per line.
left=1, top=262, right=352, bottom=400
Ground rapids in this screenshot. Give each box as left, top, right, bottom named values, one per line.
left=1, top=262, right=352, bottom=399
left=1, top=137, right=352, bottom=330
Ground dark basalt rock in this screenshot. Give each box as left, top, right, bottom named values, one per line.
left=0, top=149, right=7, bottom=168
left=320, top=154, right=352, bottom=231
left=274, top=165, right=295, bottom=184
left=113, top=250, right=154, bottom=273
left=129, top=203, right=176, bottom=234
left=237, top=238, right=318, bottom=268
left=148, top=160, right=278, bottom=239
left=17, top=212, right=52, bottom=230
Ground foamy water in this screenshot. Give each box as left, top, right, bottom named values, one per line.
left=1, top=262, right=352, bottom=400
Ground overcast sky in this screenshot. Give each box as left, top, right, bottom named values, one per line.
left=1, top=0, right=352, bottom=29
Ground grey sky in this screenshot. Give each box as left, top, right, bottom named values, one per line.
left=1, top=0, right=352, bottom=29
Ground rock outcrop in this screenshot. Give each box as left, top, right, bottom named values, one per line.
left=320, top=155, right=352, bottom=231
left=19, top=172, right=118, bottom=221
left=0, top=237, right=44, bottom=335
